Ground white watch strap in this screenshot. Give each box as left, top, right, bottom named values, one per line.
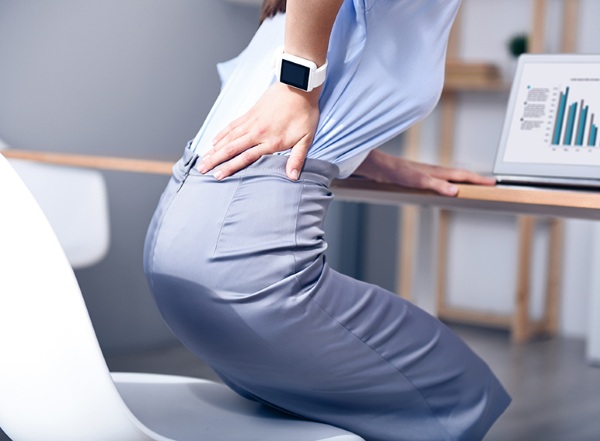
left=313, top=59, right=328, bottom=88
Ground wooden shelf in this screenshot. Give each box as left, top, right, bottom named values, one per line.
left=443, top=60, right=509, bottom=92
left=443, top=78, right=510, bottom=92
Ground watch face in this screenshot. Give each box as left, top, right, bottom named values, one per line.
left=280, top=59, right=310, bottom=91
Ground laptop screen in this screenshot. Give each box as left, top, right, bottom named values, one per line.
left=493, top=54, right=600, bottom=183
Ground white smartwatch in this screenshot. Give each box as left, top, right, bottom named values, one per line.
left=274, top=47, right=328, bottom=92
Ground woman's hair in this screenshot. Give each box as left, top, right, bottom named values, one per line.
left=260, top=0, right=286, bottom=23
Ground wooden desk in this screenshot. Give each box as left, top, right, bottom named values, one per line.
left=7, top=148, right=599, bottom=220
left=3, top=149, right=599, bottom=365
left=333, top=178, right=600, bottom=221
left=333, top=178, right=600, bottom=366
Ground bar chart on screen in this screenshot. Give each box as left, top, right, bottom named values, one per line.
left=551, top=85, right=599, bottom=148
left=503, top=62, right=600, bottom=166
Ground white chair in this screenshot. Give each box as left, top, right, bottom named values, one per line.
left=6, top=158, right=110, bottom=269
left=0, top=153, right=364, bottom=441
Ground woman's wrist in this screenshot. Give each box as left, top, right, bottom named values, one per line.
left=275, top=81, right=321, bottom=106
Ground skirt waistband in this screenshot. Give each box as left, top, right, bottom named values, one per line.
left=178, top=142, right=340, bottom=187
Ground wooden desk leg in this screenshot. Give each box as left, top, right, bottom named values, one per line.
left=435, top=209, right=451, bottom=314
left=434, top=91, right=456, bottom=313
left=538, top=219, right=564, bottom=337
left=396, top=124, right=422, bottom=301
left=397, top=205, right=418, bottom=301
left=513, top=216, right=536, bottom=343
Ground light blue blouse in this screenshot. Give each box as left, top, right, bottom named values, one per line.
left=191, top=0, right=461, bottom=178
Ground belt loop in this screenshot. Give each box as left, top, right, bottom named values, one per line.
left=176, top=141, right=200, bottom=191
left=182, top=141, right=199, bottom=173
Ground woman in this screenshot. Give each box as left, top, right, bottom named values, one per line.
left=144, top=1, right=511, bottom=440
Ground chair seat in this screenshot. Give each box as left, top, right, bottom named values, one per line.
left=111, top=373, right=363, bottom=441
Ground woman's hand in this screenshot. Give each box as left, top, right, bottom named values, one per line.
left=354, top=149, right=496, bottom=197
left=197, top=0, right=343, bottom=181
left=197, top=82, right=320, bottom=181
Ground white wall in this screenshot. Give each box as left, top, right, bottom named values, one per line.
left=409, top=0, right=600, bottom=338
left=0, top=0, right=260, bottom=352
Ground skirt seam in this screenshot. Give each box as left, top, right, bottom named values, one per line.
left=148, top=178, right=184, bottom=290
left=292, top=182, right=306, bottom=275
left=212, top=178, right=243, bottom=257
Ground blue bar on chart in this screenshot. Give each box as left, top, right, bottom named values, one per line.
left=552, top=87, right=569, bottom=145
left=589, top=114, right=598, bottom=147
left=576, top=100, right=588, bottom=146
left=563, top=101, right=578, bottom=146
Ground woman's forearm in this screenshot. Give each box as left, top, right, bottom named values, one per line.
left=285, top=0, right=342, bottom=65
left=285, top=0, right=343, bottom=102
left=354, top=149, right=392, bottom=183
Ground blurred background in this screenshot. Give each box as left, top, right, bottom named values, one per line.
left=1, top=1, right=600, bottom=440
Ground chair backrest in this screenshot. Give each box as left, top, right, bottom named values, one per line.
left=7, top=159, right=110, bottom=269
left=0, top=154, right=163, bottom=441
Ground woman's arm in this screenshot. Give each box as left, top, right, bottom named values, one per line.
left=354, top=149, right=496, bottom=197
left=198, top=0, right=343, bottom=181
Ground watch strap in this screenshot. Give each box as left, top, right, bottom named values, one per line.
left=312, top=59, right=328, bottom=89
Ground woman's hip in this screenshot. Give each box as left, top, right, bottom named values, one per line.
left=144, top=147, right=339, bottom=294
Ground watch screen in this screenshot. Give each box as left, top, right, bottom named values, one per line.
left=280, top=59, right=310, bottom=90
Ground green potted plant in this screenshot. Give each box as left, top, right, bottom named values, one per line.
left=508, top=34, right=529, bottom=58
left=505, top=33, right=529, bottom=80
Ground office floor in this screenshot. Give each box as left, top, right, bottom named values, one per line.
left=1, top=325, right=599, bottom=441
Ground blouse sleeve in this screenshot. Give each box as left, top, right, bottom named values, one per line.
left=311, top=0, right=462, bottom=177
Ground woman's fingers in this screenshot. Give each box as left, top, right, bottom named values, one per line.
left=199, top=133, right=312, bottom=181
left=198, top=132, right=255, bottom=174
left=412, top=161, right=496, bottom=187
left=212, top=114, right=247, bottom=147
left=413, top=167, right=495, bottom=196
left=203, top=133, right=312, bottom=181
left=211, top=144, right=269, bottom=180
left=415, top=165, right=496, bottom=196
left=199, top=121, right=314, bottom=181
left=432, top=166, right=496, bottom=186
left=426, top=177, right=459, bottom=196
left=285, top=133, right=312, bottom=180
left=411, top=171, right=459, bottom=197
left=198, top=115, right=255, bottom=174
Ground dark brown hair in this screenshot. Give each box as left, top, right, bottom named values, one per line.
left=260, top=0, right=286, bottom=23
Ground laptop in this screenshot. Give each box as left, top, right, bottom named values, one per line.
left=493, top=54, right=600, bottom=189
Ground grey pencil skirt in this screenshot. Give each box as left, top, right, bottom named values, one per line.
left=143, top=144, right=511, bottom=441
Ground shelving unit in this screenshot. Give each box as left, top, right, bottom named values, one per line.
left=397, top=0, right=581, bottom=343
